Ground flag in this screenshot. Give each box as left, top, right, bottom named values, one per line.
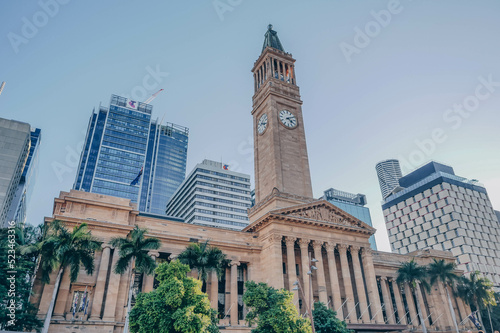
left=81, top=286, right=88, bottom=313
left=223, top=164, right=229, bottom=170
left=72, top=292, right=78, bottom=317
left=130, top=167, right=143, bottom=185
left=469, top=310, right=482, bottom=329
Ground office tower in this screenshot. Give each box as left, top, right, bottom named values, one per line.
left=74, top=95, right=188, bottom=213
left=383, top=161, right=500, bottom=287
left=376, top=159, right=403, bottom=199
left=7, top=128, right=41, bottom=225
left=0, top=118, right=31, bottom=227
left=322, top=188, right=378, bottom=250
left=166, top=159, right=251, bottom=230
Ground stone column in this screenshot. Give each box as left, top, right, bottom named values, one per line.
left=90, top=246, right=111, bottom=320
left=210, top=271, right=219, bottom=310
left=405, top=283, right=419, bottom=327
left=285, top=237, right=299, bottom=310
left=265, top=234, right=284, bottom=289
left=391, top=280, right=407, bottom=325
left=52, top=267, right=71, bottom=319
left=338, top=244, right=357, bottom=323
left=415, top=282, right=430, bottom=326
left=361, top=248, right=384, bottom=324
left=436, top=282, right=453, bottom=328
left=325, top=243, right=342, bottom=318
left=230, top=261, right=240, bottom=326
left=142, top=251, right=159, bottom=293
left=350, top=246, right=370, bottom=323
left=102, top=249, right=121, bottom=321
left=312, top=241, right=328, bottom=305
left=379, top=277, right=395, bottom=324
left=299, top=239, right=311, bottom=311
left=454, top=292, right=466, bottom=323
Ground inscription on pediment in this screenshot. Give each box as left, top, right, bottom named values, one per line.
left=286, top=206, right=360, bottom=227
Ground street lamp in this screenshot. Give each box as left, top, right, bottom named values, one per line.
left=292, top=253, right=317, bottom=333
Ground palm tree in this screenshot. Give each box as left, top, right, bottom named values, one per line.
left=37, top=220, right=102, bottom=333
left=110, top=225, right=160, bottom=333
left=427, top=259, right=460, bottom=333
left=456, top=271, right=496, bottom=331
left=396, top=260, right=430, bottom=333
left=177, top=240, right=229, bottom=282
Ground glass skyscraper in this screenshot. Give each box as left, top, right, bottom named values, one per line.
left=74, top=95, right=188, bottom=214
left=322, top=187, right=378, bottom=250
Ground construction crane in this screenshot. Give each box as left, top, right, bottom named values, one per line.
left=143, top=89, right=164, bottom=104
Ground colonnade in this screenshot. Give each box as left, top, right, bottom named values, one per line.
left=274, top=236, right=473, bottom=329
left=254, top=55, right=296, bottom=91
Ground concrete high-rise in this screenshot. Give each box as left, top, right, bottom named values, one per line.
left=0, top=118, right=32, bottom=227
left=74, top=94, right=188, bottom=214
left=383, top=161, right=500, bottom=287
left=7, top=128, right=41, bottom=225
left=322, top=188, right=377, bottom=250
left=376, top=159, right=403, bottom=199
left=166, top=159, right=251, bottom=230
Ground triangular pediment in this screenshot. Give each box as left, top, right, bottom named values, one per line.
left=268, top=200, right=376, bottom=233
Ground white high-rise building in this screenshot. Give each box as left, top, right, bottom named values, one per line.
left=383, top=161, right=500, bottom=288
left=166, top=159, right=251, bottom=230
left=376, top=159, right=403, bottom=199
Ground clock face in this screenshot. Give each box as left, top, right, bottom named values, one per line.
left=258, top=114, right=268, bottom=134
left=279, top=110, right=297, bottom=128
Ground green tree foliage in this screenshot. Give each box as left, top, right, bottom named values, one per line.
left=480, top=292, right=500, bottom=333
left=110, top=225, right=161, bottom=333
left=38, top=220, right=102, bottom=333
left=396, top=260, right=430, bottom=333
left=427, top=259, right=460, bottom=333
left=312, top=302, right=350, bottom=333
left=129, top=260, right=219, bottom=333
left=0, top=224, right=43, bottom=332
left=177, top=241, right=229, bottom=282
left=457, top=271, right=496, bottom=330
left=243, top=281, right=312, bottom=333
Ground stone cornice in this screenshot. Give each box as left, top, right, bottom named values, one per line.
left=245, top=200, right=376, bottom=235
left=57, top=195, right=135, bottom=212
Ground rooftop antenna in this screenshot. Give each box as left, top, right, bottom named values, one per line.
left=143, top=89, right=164, bottom=104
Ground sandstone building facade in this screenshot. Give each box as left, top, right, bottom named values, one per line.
left=33, top=26, right=475, bottom=333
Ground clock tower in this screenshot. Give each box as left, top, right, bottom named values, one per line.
left=251, top=25, right=313, bottom=208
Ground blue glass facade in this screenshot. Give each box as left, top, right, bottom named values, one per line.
left=322, top=188, right=378, bottom=250
left=74, top=95, right=188, bottom=213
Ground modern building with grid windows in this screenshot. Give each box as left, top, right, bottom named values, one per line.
left=322, top=188, right=377, bottom=250
left=383, top=161, right=500, bottom=287
left=165, top=159, right=251, bottom=230
left=73, top=94, right=189, bottom=214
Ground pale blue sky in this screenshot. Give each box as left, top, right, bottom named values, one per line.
left=1, top=1, right=499, bottom=251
